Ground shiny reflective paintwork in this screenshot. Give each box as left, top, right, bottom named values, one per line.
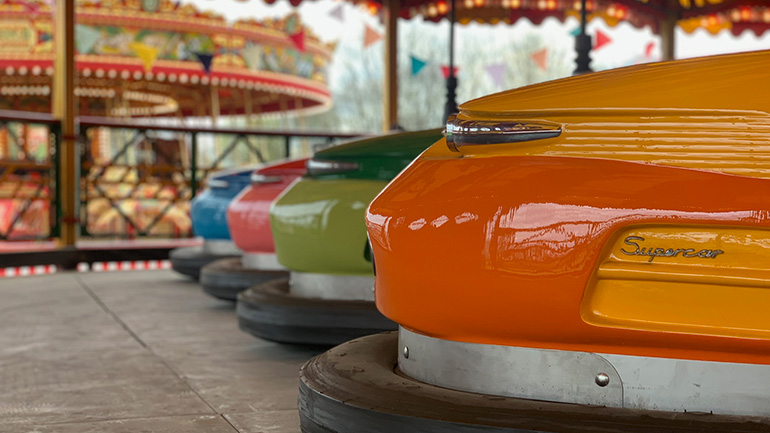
left=366, top=51, right=770, bottom=365
left=585, top=226, right=770, bottom=339
left=451, top=51, right=770, bottom=178
left=190, top=165, right=258, bottom=240
left=311, top=129, right=443, bottom=181
left=271, top=178, right=387, bottom=274
left=271, top=131, right=441, bottom=274
left=227, top=159, right=307, bottom=253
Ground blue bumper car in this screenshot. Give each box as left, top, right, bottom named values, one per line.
left=170, top=165, right=257, bottom=279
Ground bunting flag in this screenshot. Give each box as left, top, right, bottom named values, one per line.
left=364, top=24, right=382, bottom=48
left=530, top=48, right=548, bottom=71
left=440, top=65, right=459, bottom=79
left=645, top=41, right=655, bottom=58
left=75, top=24, right=101, bottom=54
left=289, top=30, right=305, bottom=52
left=622, top=54, right=648, bottom=67
left=195, top=51, right=214, bottom=74
left=242, top=44, right=262, bottom=70
left=130, top=42, right=159, bottom=72
left=594, top=29, right=612, bottom=51
left=410, top=55, right=427, bottom=76
left=329, top=4, right=345, bottom=22
left=569, top=27, right=581, bottom=37
left=485, top=63, right=506, bottom=88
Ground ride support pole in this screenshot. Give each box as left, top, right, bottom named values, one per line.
left=383, top=0, right=400, bottom=132
left=53, top=0, right=78, bottom=247
left=660, top=1, right=678, bottom=61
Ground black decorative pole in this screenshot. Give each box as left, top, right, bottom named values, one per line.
left=443, top=0, right=459, bottom=121
left=573, top=0, right=593, bottom=74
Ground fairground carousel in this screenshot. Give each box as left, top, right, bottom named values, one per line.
left=0, top=0, right=334, bottom=240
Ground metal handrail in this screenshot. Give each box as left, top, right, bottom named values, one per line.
left=0, top=109, right=369, bottom=247
left=0, top=109, right=60, bottom=125
left=0, top=112, right=367, bottom=138
left=78, top=116, right=366, bottom=139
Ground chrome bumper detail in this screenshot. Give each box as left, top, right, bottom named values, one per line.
left=289, top=272, right=374, bottom=301
left=202, top=239, right=241, bottom=256
left=241, top=252, right=285, bottom=271
left=398, top=327, right=770, bottom=417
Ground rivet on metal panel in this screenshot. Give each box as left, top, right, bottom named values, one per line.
left=595, top=373, right=610, bottom=387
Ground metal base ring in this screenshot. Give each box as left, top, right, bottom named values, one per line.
left=236, top=278, right=395, bottom=346
left=298, top=332, right=770, bottom=433
left=398, top=327, right=770, bottom=416
left=200, top=257, right=288, bottom=301
left=169, top=246, right=238, bottom=280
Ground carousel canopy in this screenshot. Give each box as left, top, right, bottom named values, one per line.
left=0, top=0, right=335, bottom=117
left=264, top=0, right=770, bottom=35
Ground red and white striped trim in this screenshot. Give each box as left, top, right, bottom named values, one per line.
left=80, top=260, right=172, bottom=272
left=0, top=260, right=172, bottom=278
left=0, top=265, right=58, bottom=278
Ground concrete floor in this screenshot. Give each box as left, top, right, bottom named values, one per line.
left=0, top=270, right=323, bottom=432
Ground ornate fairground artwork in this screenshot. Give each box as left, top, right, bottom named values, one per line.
left=0, top=124, right=51, bottom=241
left=0, top=0, right=336, bottom=240
left=0, top=0, right=334, bottom=117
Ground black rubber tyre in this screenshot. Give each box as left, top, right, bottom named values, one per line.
left=200, top=257, right=288, bottom=301
left=236, top=278, right=396, bottom=346
left=169, top=246, right=238, bottom=280
left=299, top=333, right=770, bottom=433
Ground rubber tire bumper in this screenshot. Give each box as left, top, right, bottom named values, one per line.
left=200, top=257, right=288, bottom=301
left=299, top=332, right=770, bottom=433
left=236, top=278, right=396, bottom=346
left=169, top=246, right=237, bottom=280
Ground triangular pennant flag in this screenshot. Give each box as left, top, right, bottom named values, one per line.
left=329, top=4, right=345, bottom=22
left=364, top=24, right=382, bottom=48
left=623, top=54, right=648, bottom=67
left=75, top=24, right=101, bottom=54
left=242, top=44, right=262, bottom=70
left=485, top=63, right=506, bottom=88
left=645, top=41, right=655, bottom=58
left=594, top=29, right=612, bottom=51
left=530, top=48, right=548, bottom=71
left=130, top=42, right=159, bottom=72
left=195, top=51, right=214, bottom=74
left=410, top=55, right=427, bottom=76
left=440, top=65, right=459, bottom=79
left=569, top=27, right=581, bottom=37
left=289, top=30, right=305, bottom=52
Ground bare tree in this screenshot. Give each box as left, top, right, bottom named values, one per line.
left=303, top=21, right=573, bottom=132
left=459, top=33, right=572, bottom=100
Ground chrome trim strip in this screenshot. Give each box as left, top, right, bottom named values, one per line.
left=250, top=174, right=283, bottom=184
left=289, top=271, right=374, bottom=301
left=206, top=179, right=230, bottom=189
left=306, top=159, right=359, bottom=175
left=445, top=115, right=561, bottom=151
left=398, top=327, right=770, bottom=416
left=241, top=252, right=285, bottom=271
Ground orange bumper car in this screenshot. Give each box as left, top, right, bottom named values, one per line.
left=299, top=51, right=770, bottom=432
